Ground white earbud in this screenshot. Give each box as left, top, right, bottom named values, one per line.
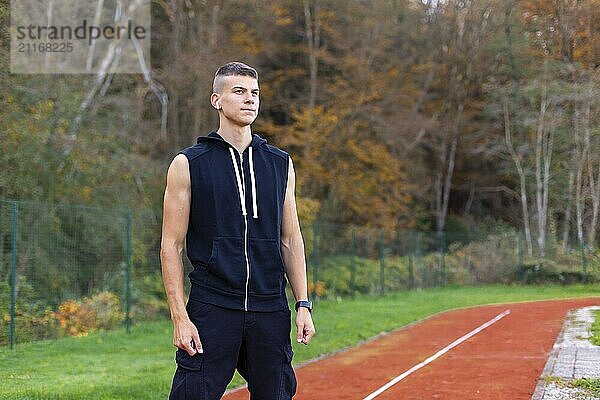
left=215, top=100, right=221, bottom=110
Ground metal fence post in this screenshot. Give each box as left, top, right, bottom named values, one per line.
left=518, top=231, right=525, bottom=283
left=415, top=231, right=423, bottom=288
left=439, top=231, right=446, bottom=287
left=350, top=227, right=356, bottom=293
left=408, top=231, right=414, bottom=290
left=312, top=222, right=319, bottom=300
left=125, top=209, right=132, bottom=333
left=10, top=201, right=19, bottom=350
left=379, top=229, right=385, bottom=295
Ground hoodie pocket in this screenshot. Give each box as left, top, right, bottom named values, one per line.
left=206, top=236, right=245, bottom=290
left=248, top=238, right=284, bottom=295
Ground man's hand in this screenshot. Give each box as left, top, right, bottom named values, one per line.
left=295, top=308, right=315, bottom=345
left=173, top=318, right=203, bottom=356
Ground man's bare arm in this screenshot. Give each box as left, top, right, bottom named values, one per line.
left=281, top=157, right=315, bottom=345
left=160, top=154, right=202, bottom=355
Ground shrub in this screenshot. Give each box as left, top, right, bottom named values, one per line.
left=52, top=291, right=124, bottom=337
left=446, top=233, right=521, bottom=284
left=131, top=274, right=170, bottom=320
left=0, top=280, right=59, bottom=345
left=516, top=261, right=596, bottom=285
left=85, top=291, right=125, bottom=330
left=53, top=299, right=97, bottom=336
left=307, top=281, right=326, bottom=297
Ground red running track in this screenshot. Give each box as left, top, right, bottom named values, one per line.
left=223, top=297, right=600, bottom=400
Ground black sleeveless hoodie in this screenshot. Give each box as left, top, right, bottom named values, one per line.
left=178, top=131, right=290, bottom=312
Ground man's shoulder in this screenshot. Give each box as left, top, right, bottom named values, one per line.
left=260, top=142, right=289, bottom=162
left=178, top=141, right=213, bottom=162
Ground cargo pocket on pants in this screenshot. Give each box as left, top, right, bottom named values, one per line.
left=278, top=344, right=297, bottom=399
left=169, top=349, right=205, bottom=400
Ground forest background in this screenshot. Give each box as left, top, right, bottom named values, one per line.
left=2, top=0, right=600, bottom=340
left=3, top=0, right=600, bottom=253
left=0, top=0, right=600, bottom=300
left=3, top=0, right=600, bottom=255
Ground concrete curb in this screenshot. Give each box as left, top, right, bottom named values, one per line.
left=531, top=306, right=600, bottom=400
left=531, top=311, right=569, bottom=400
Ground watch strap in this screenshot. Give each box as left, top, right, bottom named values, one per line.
left=295, top=300, right=312, bottom=312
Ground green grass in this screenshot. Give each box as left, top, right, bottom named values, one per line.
left=1, top=284, right=599, bottom=399
left=570, top=378, right=600, bottom=396
left=591, top=309, right=600, bottom=346
left=544, top=376, right=600, bottom=396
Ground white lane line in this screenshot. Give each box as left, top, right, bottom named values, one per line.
left=362, top=309, right=511, bottom=400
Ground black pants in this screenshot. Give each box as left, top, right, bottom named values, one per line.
left=169, top=300, right=297, bottom=400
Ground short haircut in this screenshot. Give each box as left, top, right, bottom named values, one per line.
left=213, top=62, right=259, bottom=93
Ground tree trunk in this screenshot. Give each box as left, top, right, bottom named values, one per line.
left=0, top=218, right=4, bottom=282
left=583, top=84, right=599, bottom=248
left=87, top=0, right=105, bottom=72
left=303, top=0, right=320, bottom=111
left=588, top=162, right=600, bottom=248
left=437, top=103, right=462, bottom=233
left=504, top=97, right=533, bottom=256
left=574, top=99, right=587, bottom=248
left=534, top=82, right=549, bottom=258
left=209, top=2, right=220, bottom=49
left=562, top=169, right=574, bottom=252
left=69, top=0, right=157, bottom=144
left=302, top=0, right=321, bottom=196
left=435, top=100, right=449, bottom=234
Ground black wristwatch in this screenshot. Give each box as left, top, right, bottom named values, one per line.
left=295, top=300, right=313, bottom=313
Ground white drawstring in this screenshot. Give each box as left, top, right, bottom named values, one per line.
left=229, top=147, right=247, bottom=216
left=249, top=146, right=258, bottom=218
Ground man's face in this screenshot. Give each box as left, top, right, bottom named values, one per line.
left=215, top=75, right=260, bottom=127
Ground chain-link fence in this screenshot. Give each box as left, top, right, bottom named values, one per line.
left=1, top=199, right=598, bottom=348
left=302, top=222, right=599, bottom=299
left=0, top=199, right=181, bottom=348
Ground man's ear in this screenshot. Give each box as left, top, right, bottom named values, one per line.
left=211, top=93, right=221, bottom=109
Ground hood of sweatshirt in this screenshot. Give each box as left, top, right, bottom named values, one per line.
left=196, top=131, right=267, bottom=219
left=196, top=130, right=267, bottom=148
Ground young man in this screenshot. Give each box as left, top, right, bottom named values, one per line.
left=161, top=61, right=315, bottom=399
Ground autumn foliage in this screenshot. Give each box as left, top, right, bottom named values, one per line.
left=53, top=292, right=124, bottom=337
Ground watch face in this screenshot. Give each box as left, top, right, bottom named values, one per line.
left=296, top=300, right=312, bottom=311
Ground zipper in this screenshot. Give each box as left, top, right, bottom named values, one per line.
left=239, top=151, right=251, bottom=311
